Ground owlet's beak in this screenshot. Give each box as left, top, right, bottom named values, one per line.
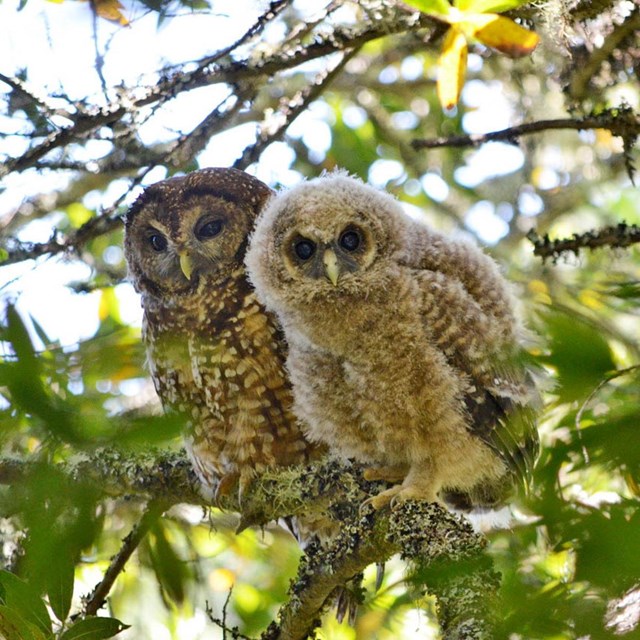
left=323, top=249, right=340, bottom=287
left=179, top=251, right=194, bottom=281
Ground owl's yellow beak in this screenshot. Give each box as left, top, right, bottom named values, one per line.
left=179, top=251, right=194, bottom=281
left=323, top=249, right=340, bottom=286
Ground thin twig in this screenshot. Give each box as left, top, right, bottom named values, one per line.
left=198, top=0, right=293, bottom=68
left=83, top=501, right=166, bottom=616
left=411, top=113, right=640, bottom=150
left=208, top=586, right=251, bottom=640
left=89, top=0, right=109, bottom=97
left=1, top=9, right=430, bottom=179
left=234, top=47, right=360, bottom=170
left=0, top=72, right=73, bottom=121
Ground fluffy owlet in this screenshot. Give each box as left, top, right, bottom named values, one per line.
left=124, top=167, right=318, bottom=501
left=245, top=171, right=539, bottom=511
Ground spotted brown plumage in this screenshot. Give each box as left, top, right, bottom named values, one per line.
left=124, top=168, right=318, bottom=501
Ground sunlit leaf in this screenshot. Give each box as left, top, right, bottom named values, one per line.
left=541, top=311, right=616, bottom=402
left=402, top=0, right=452, bottom=16
left=45, top=552, right=75, bottom=623
left=144, top=522, right=189, bottom=606
left=460, top=13, right=539, bottom=57
left=92, top=0, right=129, bottom=25
left=0, top=605, right=49, bottom=640
left=66, top=202, right=93, bottom=228
left=0, top=571, right=52, bottom=636
left=59, top=616, right=130, bottom=639
left=437, top=27, right=468, bottom=110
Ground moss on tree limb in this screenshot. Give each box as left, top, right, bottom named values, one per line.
left=0, top=450, right=498, bottom=639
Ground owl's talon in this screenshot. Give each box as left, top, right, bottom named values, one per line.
left=237, top=474, right=255, bottom=508
left=375, top=563, right=385, bottom=591
left=359, top=486, right=402, bottom=514
left=214, top=472, right=240, bottom=509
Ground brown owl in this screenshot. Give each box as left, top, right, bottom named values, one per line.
left=245, top=171, right=539, bottom=511
left=124, top=167, right=318, bottom=502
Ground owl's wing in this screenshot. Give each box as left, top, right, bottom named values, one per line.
left=398, top=221, right=515, bottom=327
left=407, top=237, right=540, bottom=506
left=462, top=358, right=540, bottom=497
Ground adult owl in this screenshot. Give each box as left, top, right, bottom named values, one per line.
left=245, top=171, right=539, bottom=511
left=124, top=167, right=318, bottom=503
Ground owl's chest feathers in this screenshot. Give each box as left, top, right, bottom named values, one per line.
left=142, top=283, right=287, bottom=418
left=290, top=281, right=474, bottom=459
left=291, top=280, right=428, bottom=371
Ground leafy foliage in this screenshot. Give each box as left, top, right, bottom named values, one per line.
left=0, top=0, right=639, bottom=638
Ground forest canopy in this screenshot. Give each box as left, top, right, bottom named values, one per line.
left=0, top=1, right=639, bottom=639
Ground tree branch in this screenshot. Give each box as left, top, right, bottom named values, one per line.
left=568, top=7, right=640, bottom=102
left=1, top=8, right=431, bottom=180
left=527, top=223, right=640, bottom=262
left=411, top=111, right=640, bottom=150
left=264, top=502, right=494, bottom=640
left=234, top=48, right=360, bottom=170
left=0, top=451, right=498, bottom=637
left=83, top=501, right=166, bottom=616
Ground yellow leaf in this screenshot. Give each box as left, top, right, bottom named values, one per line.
left=93, top=0, right=129, bottom=26
left=460, top=13, right=538, bottom=57
left=66, top=202, right=92, bottom=228
left=437, top=27, right=468, bottom=110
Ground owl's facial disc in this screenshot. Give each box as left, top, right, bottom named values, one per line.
left=285, top=223, right=372, bottom=286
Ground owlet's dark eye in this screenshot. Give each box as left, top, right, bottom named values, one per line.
left=294, top=238, right=316, bottom=261
left=196, top=219, right=224, bottom=239
left=149, top=234, right=167, bottom=252
left=339, top=229, right=361, bottom=252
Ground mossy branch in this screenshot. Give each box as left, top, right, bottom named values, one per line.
left=0, top=450, right=498, bottom=638
left=264, top=501, right=495, bottom=640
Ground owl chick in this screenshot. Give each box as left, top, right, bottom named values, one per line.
left=124, top=167, right=318, bottom=502
left=245, top=172, right=539, bottom=511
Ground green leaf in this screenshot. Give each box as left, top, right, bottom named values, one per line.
left=29, top=315, right=54, bottom=350
left=0, top=605, right=49, bottom=640
left=59, top=616, right=130, bottom=640
left=454, top=0, right=525, bottom=12
left=145, top=522, right=189, bottom=606
left=541, top=311, right=616, bottom=402
left=402, top=0, right=452, bottom=16
left=5, top=305, right=38, bottom=377
left=0, top=571, right=52, bottom=636
left=45, top=552, right=75, bottom=623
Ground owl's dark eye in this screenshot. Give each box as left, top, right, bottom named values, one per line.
left=339, top=229, right=361, bottom=252
left=196, top=219, right=224, bottom=239
left=149, top=233, right=167, bottom=252
left=294, top=238, right=316, bottom=261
